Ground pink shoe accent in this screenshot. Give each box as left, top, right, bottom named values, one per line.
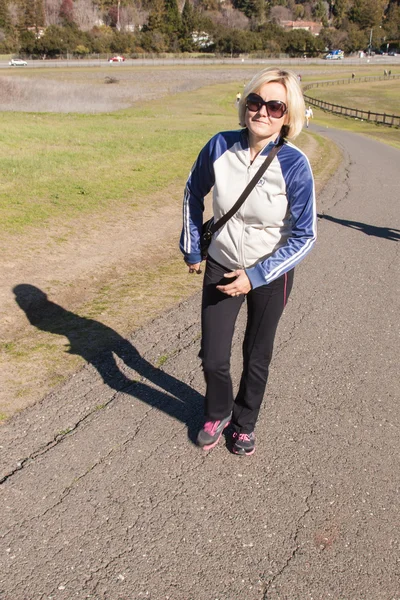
left=202, top=419, right=231, bottom=451
left=203, top=420, right=221, bottom=436
left=232, top=432, right=255, bottom=455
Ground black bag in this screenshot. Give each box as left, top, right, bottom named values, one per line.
left=199, top=139, right=283, bottom=261
left=200, top=217, right=215, bottom=260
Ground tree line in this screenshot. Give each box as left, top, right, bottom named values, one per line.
left=0, top=0, right=399, bottom=57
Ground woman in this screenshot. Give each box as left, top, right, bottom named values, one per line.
left=180, top=67, right=316, bottom=456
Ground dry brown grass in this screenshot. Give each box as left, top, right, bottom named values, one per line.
left=0, top=66, right=260, bottom=112
left=0, top=75, right=133, bottom=112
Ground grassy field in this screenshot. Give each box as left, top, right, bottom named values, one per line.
left=1, top=72, right=264, bottom=232
left=306, top=78, right=400, bottom=115
left=303, top=75, right=400, bottom=149
left=1, top=62, right=398, bottom=418
left=2, top=65, right=399, bottom=234
left=0, top=86, right=232, bottom=232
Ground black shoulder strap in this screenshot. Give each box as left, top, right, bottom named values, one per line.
left=211, top=136, right=284, bottom=234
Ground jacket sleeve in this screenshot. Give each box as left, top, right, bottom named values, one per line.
left=179, top=138, right=216, bottom=264
left=245, top=155, right=317, bottom=289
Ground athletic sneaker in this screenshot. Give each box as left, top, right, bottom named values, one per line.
left=197, top=414, right=232, bottom=450
left=232, top=431, right=256, bottom=456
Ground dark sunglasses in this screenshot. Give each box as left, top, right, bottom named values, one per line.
left=246, top=93, right=287, bottom=119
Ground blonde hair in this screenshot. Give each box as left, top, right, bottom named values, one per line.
left=238, top=67, right=305, bottom=139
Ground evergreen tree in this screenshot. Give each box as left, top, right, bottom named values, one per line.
left=331, top=0, right=350, bottom=25
left=383, top=1, right=400, bottom=43
left=348, top=0, right=386, bottom=29
left=283, top=28, right=324, bottom=55
left=19, top=0, right=45, bottom=31
left=313, top=0, right=328, bottom=25
left=180, top=0, right=196, bottom=51
left=144, top=0, right=165, bottom=32
left=344, top=23, right=369, bottom=51
left=163, top=0, right=181, bottom=36
left=233, top=0, right=263, bottom=20
left=181, top=0, right=195, bottom=34
left=0, top=0, right=12, bottom=31
left=34, top=0, right=45, bottom=28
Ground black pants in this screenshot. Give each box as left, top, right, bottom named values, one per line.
left=200, top=256, right=294, bottom=433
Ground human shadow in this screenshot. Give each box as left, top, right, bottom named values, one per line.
left=13, top=284, right=204, bottom=443
left=318, top=213, right=400, bottom=242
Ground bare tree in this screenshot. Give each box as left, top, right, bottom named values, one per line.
left=119, top=3, right=149, bottom=30
left=44, top=0, right=62, bottom=26
left=119, top=5, right=135, bottom=30
left=74, top=0, right=101, bottom=31
left=8, top=2, right=19, bottom=26
left=133, top=6, right=149, bottom=30
left=270, top=5, right=293, bottom=23
left=301, top=2, right=313, bottom=21
left=211, top=2, right=249, bottom=29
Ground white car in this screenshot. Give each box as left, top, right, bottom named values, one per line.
left=9, top=58, right=28, bottom=67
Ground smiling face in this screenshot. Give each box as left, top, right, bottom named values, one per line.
left=245, top=81, right=288, bottom=149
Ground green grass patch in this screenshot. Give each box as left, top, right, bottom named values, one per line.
left=0, top=83, right=240, bottom=233
left=2, top=65, right=398, bottom=233
left=306, top=78, right=400, bottom=117
left=301, top=66, right=399, bottom=85
left=305, top=78, right=400, bottom=149
left=311, top=108, right=400, bottom=150
left=156, top=354, right=169, bottom=367
left=301, top=130, right=342, bottom=191
left=0, top=340, right=26, bottom=358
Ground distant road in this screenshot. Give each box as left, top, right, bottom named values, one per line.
left=1, top=55, right=399, bottom=69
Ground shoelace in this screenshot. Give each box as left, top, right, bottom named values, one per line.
left=238, top=433, right=251, bottom=442
left=204, top=420, right=220, bottom=435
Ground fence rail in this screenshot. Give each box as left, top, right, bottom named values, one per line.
left=303, top=75, right=400, bottom=128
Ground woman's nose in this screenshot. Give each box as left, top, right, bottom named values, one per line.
left=257, top=103, right=269, bottom=117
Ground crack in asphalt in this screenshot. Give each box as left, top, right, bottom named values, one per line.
left=1, top=308, right=202, bottom=479
left=37, top=452, right=210, bottom=595
left=274, top=309, right=310, bottom=359
left=0, top=386, right=122, bottom=486
left=320, top=158, right=352, bottom=216
left=0, top=442, right=122, bottom=539
left=0, top=363, right=179, bottom=486
left=1, top=398, right=203, bottom=542
left=262, top=477, right=316, bottom=599
left=82, top=486, right=190, bottom=596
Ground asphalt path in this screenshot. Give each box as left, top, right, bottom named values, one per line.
left=1, top=127, right=399, bottom=600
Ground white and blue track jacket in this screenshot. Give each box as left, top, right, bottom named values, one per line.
left=180, top=129, right=317, bottom=289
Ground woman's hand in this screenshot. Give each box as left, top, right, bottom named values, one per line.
left=185, top=261, right=202, bottom=274
left=216, top=269, right=251, bottom=297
